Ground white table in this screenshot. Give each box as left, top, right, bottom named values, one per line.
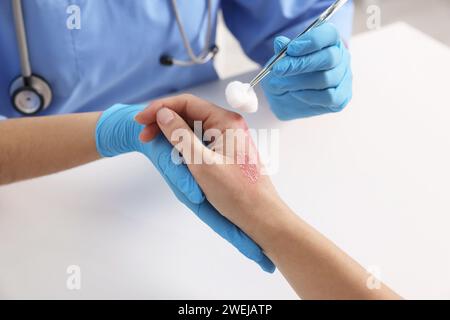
left=1, top=23, right=450, bottom=299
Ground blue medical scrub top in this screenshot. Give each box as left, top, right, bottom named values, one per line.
left=0, top=0, right=353, bottom=118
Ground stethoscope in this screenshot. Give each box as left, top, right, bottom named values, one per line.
left=160, top=0, right=219, bottom=66
left=10, top=0, right=52, bottom=116
left=9, top=0, right=218, bottom=116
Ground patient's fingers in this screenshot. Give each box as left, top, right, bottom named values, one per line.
left=136, top=94, right=250, bottom=144
left=135, top=94, right=224, bottom=127
left=155, top=107, right=215, bottom=171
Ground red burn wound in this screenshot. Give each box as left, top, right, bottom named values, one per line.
left=239, top=154, right=260, bottom=184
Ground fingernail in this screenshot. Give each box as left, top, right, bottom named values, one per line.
left=156, top=108, right=174, bottom=125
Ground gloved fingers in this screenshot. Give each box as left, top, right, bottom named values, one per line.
left=147, top=134, right=205, bottom=204
left=266, top=91, right=332, bottom=120
left=287, top=22, right=340, bottom=57
left=135, top=94, right=226, bottom=135
left=265, top=56, right=349, bottom=94
left=195, top=201, right=276, bottom=273
left=261, top=73, right=287, bottom=96
left=291, top=65, right=353, bottom=111
left=273, top=36, right=291, bottom=55
left=158, top=150, right=206, bottom=204
left=273, top=42, right=344, bottom=76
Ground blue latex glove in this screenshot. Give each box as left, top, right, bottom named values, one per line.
left=95, top=104, right=275, bottom=273
left=262, top=23, right=353, bottom=120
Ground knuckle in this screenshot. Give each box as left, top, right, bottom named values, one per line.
left=309, top=35, right=320, bottom=49
left=227, top=111, right=247, bottom=127
left=325, top=47, right=341, bottom=69
left=332, top=97, right=349, bottom=112
left=321, top=70, right=337, bottom=87
left=333, top=101, right=345, bottom=112
left=276, top=113, right=294, bottom=121
left=343, top=45, right=351, bottom=62
left=323, top=88, right=336, bottom=105
left=328, top=66, right=347, bottom=87
left=180, top=93, right=195, bottom=100
left=329, top=25, right=339, bottom=43
left=330, top=87, right=351, bottom=112
left=295, top=57, right=307, bottom=72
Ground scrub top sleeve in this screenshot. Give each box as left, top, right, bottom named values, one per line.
left=221, top=0, right=354, bottom=66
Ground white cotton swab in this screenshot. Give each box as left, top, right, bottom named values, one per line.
left=225, top=81, right=258, bottom=113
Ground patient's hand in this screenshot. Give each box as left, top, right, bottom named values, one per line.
left=137, top=95, right=402, bottom=300
left=135, top=94, right=281, bottom=235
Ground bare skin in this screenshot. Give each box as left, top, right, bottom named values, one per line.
left=136, top=94, right=402, bottom=300
left=0, top=112, right=101, bottom=185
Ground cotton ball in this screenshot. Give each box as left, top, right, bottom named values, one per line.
left=225, top=81, right=258, bottom=113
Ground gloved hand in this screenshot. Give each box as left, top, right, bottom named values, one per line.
left=262, top=23, right=352, bottom=120
left=95, top=104, right=275, bottom=273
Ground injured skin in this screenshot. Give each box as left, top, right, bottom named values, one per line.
left=239, top=154, right=260, bottom=184
left=225, top=81, right=259, bottom=113
left=216, top=126, right=261, bottom=184
left=205, top=123, right=261, bottom=184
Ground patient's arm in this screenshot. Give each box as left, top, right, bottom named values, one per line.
left=248, top=198, right=401, bottom=299
left=136, top=94, right=401, bottom=300
left=0, top=113, right=101, bottom=185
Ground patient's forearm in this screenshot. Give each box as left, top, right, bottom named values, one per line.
left=0, top=113, right=101, bottom=185
left=245, top=198, right=401, bottom=300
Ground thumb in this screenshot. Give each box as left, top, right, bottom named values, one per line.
left=156, top=107, right=211, bottom=168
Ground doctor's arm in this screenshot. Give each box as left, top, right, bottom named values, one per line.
left=222, top=0, right=354, bottom=120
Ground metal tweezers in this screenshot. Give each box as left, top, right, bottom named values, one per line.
left=249, top=0, right=349, bottom=88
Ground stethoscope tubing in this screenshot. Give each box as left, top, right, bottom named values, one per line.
left=168, top=0, right=217, bottom=66
left=12, top=0, right=32, bottom=79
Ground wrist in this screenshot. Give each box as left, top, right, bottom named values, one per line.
left=95, top=103, right=147, bottom=157
left=241, top=192, right=298, bottom=254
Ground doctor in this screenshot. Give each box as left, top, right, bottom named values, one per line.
left=0, top=0, right=353, bottom=272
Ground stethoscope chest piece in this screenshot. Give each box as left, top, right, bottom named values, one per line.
left=9, top=75, right=52, bottom=115
left=10, top=0, right=53, bottom=115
